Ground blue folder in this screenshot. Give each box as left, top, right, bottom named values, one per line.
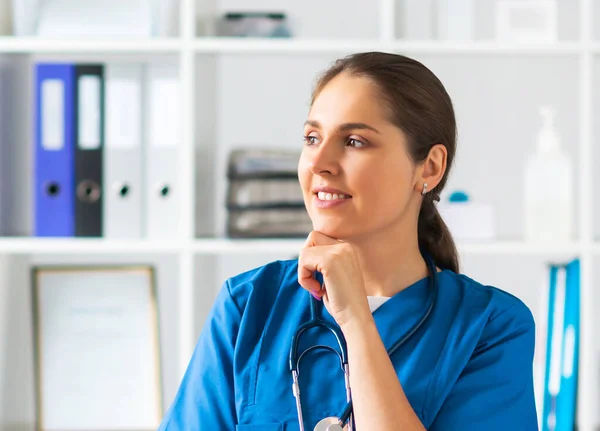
left=557, top=259, right=579, bottom=430
left=34, top=63, right=76, bottom=236
left=541, top=259, right=579, bottom=431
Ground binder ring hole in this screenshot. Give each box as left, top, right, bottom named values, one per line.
left=77, top=180, right=101, bottom=203
left=160, top=185, right=170, bottom=198
left=45, top=182, right=60, bottom=197
left=119, top=184, right=130, bottom=198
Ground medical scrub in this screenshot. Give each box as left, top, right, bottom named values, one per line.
left=157, top=258, right=538, bottom=430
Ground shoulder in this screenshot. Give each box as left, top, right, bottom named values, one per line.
left=425, top=271, right=539, bottom=428
left=223, top=258, right=299, bottom=313
left=438, top=269, right=535, bottom=331
left=433, top=269, right=536, bottom=368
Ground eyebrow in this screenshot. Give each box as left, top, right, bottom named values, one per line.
left=304, top=120, right=381, bottom=134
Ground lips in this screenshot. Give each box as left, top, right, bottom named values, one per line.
left=312, top=186, right=352, bottom=208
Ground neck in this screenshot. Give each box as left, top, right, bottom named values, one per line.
left=347, top=219, right=429, bottom=298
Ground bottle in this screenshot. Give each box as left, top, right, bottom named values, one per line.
left=524, top=106, right=573, bottom=242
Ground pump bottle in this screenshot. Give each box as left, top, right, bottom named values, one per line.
left=524, top=106, right=573, bottom=242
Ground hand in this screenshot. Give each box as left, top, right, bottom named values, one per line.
left=297, top=231, right=373, bottom=329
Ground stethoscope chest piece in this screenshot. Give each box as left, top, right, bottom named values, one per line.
left=314, top=417, right=344, bottom=431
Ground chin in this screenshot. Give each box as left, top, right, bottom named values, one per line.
left=310, top=218, right=359, bottom=240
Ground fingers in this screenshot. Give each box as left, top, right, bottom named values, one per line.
left=297, top=245, right=333, bottom=297
left=298, top=231, right=346, bottom=300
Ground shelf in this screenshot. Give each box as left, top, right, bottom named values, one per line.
left=0, top=238, right=185, bottom=254
left=0, top=36, right=582, bottom=55
left=0, top=237, right=583, bottom=256
left=193, top=38, right=583, bottom=55
left=192, top=238, right=305, bottom=255
left=193, top=37, right=384, bottom=53
left=0, top=36, right=182, bottom=53
left=392, top=40, right=582, bottom=55
left=192, top=238, right=585, bottom=256
left=456, top=240, right=583, bottom=255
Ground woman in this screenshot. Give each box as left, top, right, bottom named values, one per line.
left=158, top=52, right=538, bottom=430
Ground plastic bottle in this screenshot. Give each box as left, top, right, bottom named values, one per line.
left=524, top=106, right=573, bottom=242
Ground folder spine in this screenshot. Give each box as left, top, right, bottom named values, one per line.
left=557, top=259, right=579, bottom=430
left=34, top=63, right=76, bottom=237
left=540, top=259, right=580, bottom=431
left=144, top=63, right=180, bottom=239
left=103, top=63, right=144, bottom=238
left=74, top=64, right=104, bottom=237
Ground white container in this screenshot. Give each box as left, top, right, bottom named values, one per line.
left=36, top=0, right=153, bottom=37
left=438, top=198, right=496, bottom=241
left=495, top=0, right=557, bottom=43
left=436, top=0, right=475, bottom=41
left=524, top=106, right=573, bottom=242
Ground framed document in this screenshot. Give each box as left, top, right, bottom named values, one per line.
left=31, top=265, right=163, bottom=431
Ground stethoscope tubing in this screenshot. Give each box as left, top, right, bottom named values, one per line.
left=289, top=251, right=439, bottom=429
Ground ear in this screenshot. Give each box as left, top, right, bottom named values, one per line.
left=415, top=144, right=447, bottom=195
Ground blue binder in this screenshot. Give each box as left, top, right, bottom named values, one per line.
left=541, top=259, right=580, bottom=431
left=557, top=259, right=579, bottom=430
left=34, top=63, right=76, bottom=236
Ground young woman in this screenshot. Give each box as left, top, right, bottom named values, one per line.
left=158, top=52, right=538, bottom=430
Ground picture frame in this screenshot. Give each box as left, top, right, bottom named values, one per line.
left=30, top=264, right=163, bottom=431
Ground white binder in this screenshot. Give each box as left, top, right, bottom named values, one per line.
left=0, top=63, right=5, bottom=235
left=144, top=63, right=180, bottom=239
left=104, top=63, right=144, bottom=238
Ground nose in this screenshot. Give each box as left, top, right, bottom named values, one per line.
left=307, top=139, right=341, bottom=176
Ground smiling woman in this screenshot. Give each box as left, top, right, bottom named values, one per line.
left=157, top=52, right=538, bottom=431
left=299, top=52, right=455, bottom=274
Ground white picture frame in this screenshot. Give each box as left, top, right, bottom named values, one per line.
left=31, top=265, right=163, bottom=431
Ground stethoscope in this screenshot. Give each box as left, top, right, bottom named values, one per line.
left=289, top=251, right=439, bottom=431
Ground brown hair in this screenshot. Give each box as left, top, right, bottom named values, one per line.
left=310, top=51, right=460, bottom=273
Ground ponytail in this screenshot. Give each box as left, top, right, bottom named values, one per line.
left=418, top=195, right=460, bottom=273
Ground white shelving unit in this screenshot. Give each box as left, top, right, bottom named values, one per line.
left=0, top=0, right=598, bottom=429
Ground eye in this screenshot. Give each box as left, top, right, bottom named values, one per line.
left=303, top=135, right=320, bottom=146
left=347, top=137, right=367, bottom=148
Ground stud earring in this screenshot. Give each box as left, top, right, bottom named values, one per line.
left=421, top=183, right=428, bottom=196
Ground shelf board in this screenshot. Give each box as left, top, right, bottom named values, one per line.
left=193, top=37, right=582, bottom=55
left=0, top=36, right=182, bottom=53
left=456, top=240, right=583, bottom=255
left=191, top=238, right=584, bottom=255
left=0, top=237, right=586, bottom=255
left=193, top=37, right=383, bottom=53
left=0, top=36, right=583, bottom=55
left=0, top=237, right=185, bottom=254
left=393, top=40, right=582, bottom=55
left=192, top=238, right=304, bottom=254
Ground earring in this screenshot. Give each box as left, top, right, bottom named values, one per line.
left=421, top=183, right=428, bottom=196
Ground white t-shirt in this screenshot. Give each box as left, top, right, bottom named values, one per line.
left=367, top=296, right=391, bottom=313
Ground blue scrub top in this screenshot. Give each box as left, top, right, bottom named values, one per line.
left=157, top=259, right=538, bottom=430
